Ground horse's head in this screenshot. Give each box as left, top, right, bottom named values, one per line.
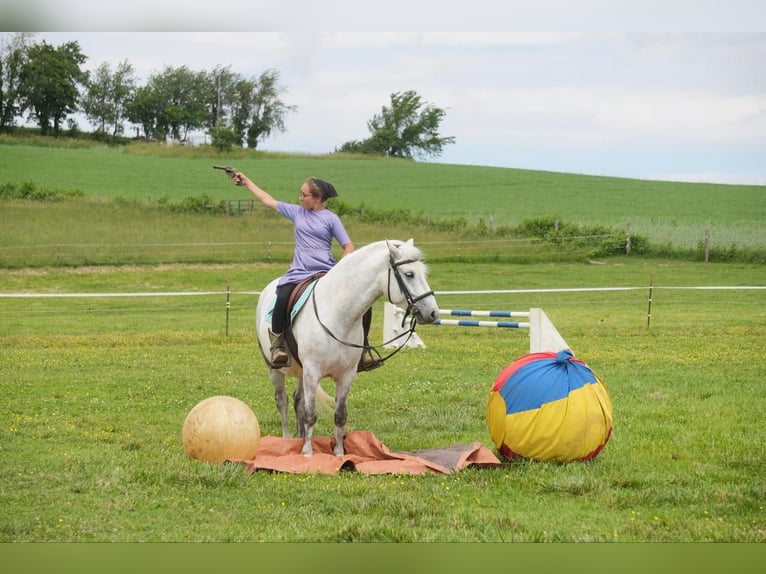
left=386, top=239, right=439, bottom=324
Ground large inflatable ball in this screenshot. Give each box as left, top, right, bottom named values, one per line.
left=182, top=395, right=261, bottom=464
left=486, top=349, right=613, bottom=462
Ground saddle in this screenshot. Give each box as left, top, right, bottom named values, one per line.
left=279, top=273, right=326, bottom=368
left=265, top=272, right=380, bottom=372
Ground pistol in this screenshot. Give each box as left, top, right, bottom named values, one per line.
left=213, top=165, right=243, bottom=185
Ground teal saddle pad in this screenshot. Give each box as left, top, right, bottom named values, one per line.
left=264, top=281, right=317, bottom=324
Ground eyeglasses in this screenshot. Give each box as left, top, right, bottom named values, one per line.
left=299, top=192, right=315, bottom=199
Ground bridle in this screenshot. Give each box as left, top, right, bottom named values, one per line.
left=311, top=245, right=435, bottom=364
left=387, top=250, right=435, bottom=325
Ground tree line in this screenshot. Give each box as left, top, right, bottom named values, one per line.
left=0, top=32, right=454, bottom=158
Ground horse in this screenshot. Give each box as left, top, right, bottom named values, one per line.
left=254, top=238, right=439, bottom=457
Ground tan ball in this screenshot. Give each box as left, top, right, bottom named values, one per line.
left=182, top=395, right=261, bottom=464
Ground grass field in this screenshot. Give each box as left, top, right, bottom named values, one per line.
left=1, top=260, right=765, bottom=542
left=2, top=139, right=765, bottom=250
left=1, top=138, right=765, bottom=544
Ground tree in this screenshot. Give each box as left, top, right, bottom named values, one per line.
left=339, top=90, right=455, bottom=160
left=125, top=83, right=164, bottom=140
left=204, top=65, right=238, bottom=129
left=0, top=32, right=35, bottom=130
left=205, top=67, right=297, bottom=149
left=151, top=65, right=209, bottom=143
left=19, top=40, right=88, bottom=136
left=81, top=59, right=137, bottom=137
left=202, top=66, right=241, bottom=150
left=125, top=65, right=208, bottom=143
left=244, top=70, right=297, bottom=149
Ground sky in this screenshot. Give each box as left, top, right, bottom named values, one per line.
left=3, top=2, right=766, bottom=185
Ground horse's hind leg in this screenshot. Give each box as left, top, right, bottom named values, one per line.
left=269, top=368, right=291, bottom=438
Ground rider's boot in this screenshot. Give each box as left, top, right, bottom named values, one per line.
left=269, top=330, right=289, bottom=366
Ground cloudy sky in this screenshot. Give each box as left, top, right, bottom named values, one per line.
left=5, top=2, right=766, bottom=185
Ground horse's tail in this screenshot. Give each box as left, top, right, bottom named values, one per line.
left=316, top=383, right=335, bottom=414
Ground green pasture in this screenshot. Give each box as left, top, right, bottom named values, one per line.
left=0, top=197, right=631, bottom=267
left=1, top=139, right=765, bottom=249
left=1, top=261, right=765, bottom=542
left=1, top=137, right=765, bottom=543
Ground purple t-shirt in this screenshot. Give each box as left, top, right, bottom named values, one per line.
left=276, top=202, right=352, bottom=285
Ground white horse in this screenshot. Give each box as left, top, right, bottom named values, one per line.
left=254, top=239, right=439, bottom=456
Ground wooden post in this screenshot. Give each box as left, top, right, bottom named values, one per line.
left=225, top=280, right=231, bottom=336
left=646, top=275, right=653, bottom=329
left=704, top=230, right=710, bottom=263
left=626, top=223, right=631, bottom=255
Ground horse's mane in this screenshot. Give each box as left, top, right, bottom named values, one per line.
left=337, top=239, right=422, bottom=268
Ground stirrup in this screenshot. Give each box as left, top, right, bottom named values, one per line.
left=271, top=348, right=290, bottom=366
left=358, top=350, right=383, bottom=372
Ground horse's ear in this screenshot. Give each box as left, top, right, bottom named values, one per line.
left=406, top=238, right=414, bottom=246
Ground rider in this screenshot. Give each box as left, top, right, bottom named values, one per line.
left=231, top=171, right=380, bottom=371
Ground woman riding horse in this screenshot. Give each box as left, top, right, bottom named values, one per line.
left=230, top=171, right=379, bottom=371
left=255, top=238, right=438, bottom=456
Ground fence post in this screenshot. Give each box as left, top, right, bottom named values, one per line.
left=225, top=280, right=231, bottom=336
left=626, top=223, right=631, bottom=255
left=646, top=275, right=653, bottom=329
left=705, top=230, right=710, bottom=262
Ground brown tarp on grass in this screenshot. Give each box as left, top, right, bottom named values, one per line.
left=234, top=430, right=503, bottom=475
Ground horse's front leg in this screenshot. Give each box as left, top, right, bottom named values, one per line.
left=293, top=375, right=306, bottom=437
left=269, top=368, right=291, bottom=438
left=299, top=370, right=320, bottom=456
left=332, top=372, right=356, bottom=456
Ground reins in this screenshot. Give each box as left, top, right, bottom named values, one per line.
left=310, top=245, right=434, bottom=366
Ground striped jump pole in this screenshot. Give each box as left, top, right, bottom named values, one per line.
left=435, top=309, right=530, bottom=329
left=382, top=303, right=569, bottom=354
left=439, top=309, right=530, bottom=318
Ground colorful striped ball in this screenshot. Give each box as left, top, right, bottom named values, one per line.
left=486, top=349, right=613, bottom=462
